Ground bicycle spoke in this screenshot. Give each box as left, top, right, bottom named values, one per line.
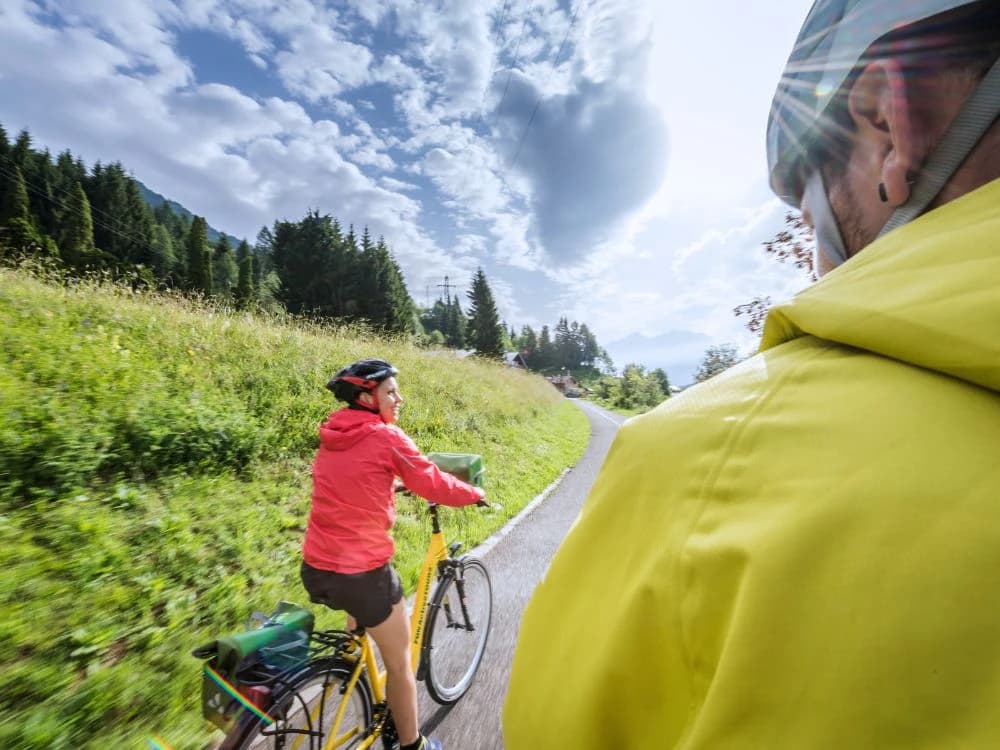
left=231, top=660, right=372, bottom=750
left=424, top=558, right=492, bottom=705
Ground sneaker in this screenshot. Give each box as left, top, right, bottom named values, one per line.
left=405, top=738, right=442, bottom=750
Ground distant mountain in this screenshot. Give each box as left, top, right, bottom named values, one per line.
left=137, top=182, right=243, bottom=247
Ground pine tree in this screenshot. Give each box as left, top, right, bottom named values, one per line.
left=212, top=235, right=238, bottom=299
left=553, top=317, right=572, bottom=370
left=519, top=325, right=538, bottom=365
left=203, top=241, right=214, bottom=295
left=235, top=239, right=253, bottom=308
left=122, top=177, right=155, bottom=269
left=536, top=325, right=553, bottom=370
left=11, top=130, right=31, bottom=170
left=185, top=216, right=210, bottom=294
left=26, top=148, right=59, bottom=241
left=1, top=165, right=31, bottom=225
left=253, top=226, right=273, bottom=291
left=0, top=166, right=44, bottom=258
left=54, top=150, right=87, bottom=198
left=150, top=223, right=176, bottom=280
left=379, top=237, right=416, bottom=335
left=355, top=225, right=384, bottom=324
left=0, top=169, right=36, bottom=259
left=0, top=125, right=9, bottom=214
left=271, top=212, right=338, bottom=316
left=465, top=267, right=504, bottom=359
left=60, top=181, right=97, bottom=268
left=422, top=298, right=448, bottom=340
left=444, top=294, right=466, bottom=348
left=86, top=162, right=130, bottom=263
left=579, top=323, right=600, bottom=367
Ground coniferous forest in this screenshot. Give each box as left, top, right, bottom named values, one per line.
left=0, top=121, right=615, bottom=370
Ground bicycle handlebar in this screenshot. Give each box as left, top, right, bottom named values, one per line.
left=395, top=484, right=494, bottom=509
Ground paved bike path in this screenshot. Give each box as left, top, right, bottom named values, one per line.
left=417, top=400, right=626, bottom=749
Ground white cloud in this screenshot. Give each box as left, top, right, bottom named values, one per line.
left=381, top=176, right=420, bottom=192
left=419, top=146, right=509, bottom=218
left=2, top=0, right=821, bottom=379
left=274, top=26, right=374, bottom=101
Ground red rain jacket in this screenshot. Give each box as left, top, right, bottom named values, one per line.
left=302, top=408, right=483, bottom=574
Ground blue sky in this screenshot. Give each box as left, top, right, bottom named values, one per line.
left=0, top=0, right=815, bottom=383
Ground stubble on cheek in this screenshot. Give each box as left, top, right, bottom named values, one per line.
left=828, top=178, right=875, bottom=258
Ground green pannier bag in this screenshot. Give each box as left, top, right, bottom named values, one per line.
left=191, top=601, right=314, bottom=731
left=427, top=452, right=485, bottom=488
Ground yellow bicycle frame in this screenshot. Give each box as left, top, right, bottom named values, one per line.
left=315, top=510, right=450, bottom=750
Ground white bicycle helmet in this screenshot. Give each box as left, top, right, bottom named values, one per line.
left=766, top=0, right=1000, bottom=269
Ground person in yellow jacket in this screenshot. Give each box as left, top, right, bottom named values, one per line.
left=504, top=1, right=1000, bottom=748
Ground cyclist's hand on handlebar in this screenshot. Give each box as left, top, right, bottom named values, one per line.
left=475, top=496, right=502, bottom=511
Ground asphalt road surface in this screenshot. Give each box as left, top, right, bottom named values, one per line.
left=416, top=399, right=627, bottom=749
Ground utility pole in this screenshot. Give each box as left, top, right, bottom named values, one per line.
left=436, top=275, right=455, bottom=301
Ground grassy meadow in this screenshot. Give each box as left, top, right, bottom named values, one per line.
left=0, top=268, right=590, bottom=749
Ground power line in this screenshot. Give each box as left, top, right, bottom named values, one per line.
left=472, top=0, right=513, bottom=126
left=507, top=1, right=580, bottom=171
left=489, top=0, right=512, bottom=70
left=436, top=275, right=456, bottom=300
left=490, top=16, right=530, bottom=130
left=0, top=155, right=141, bottom=243
left=0, top=158, right=160, bottom=257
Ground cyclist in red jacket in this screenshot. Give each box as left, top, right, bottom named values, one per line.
left=301, top=358, right=483, bottom=750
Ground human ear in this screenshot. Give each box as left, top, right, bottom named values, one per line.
left=847, top=59, right=918, bottom=206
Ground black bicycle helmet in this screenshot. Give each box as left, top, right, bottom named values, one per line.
left=327, top=358, right=398, bottom=407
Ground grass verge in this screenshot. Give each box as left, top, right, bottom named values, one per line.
left=0, top=268, right=589, bottom=749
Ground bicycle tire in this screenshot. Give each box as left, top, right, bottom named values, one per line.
left=227, top=657, right=373, bottom=750
left=423, top=557, right=492, bottom=705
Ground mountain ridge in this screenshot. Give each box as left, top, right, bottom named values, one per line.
left=137, top=181, right=243, bottom=247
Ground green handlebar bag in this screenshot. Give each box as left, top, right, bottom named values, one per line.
left=192, top=601, right=314, bottom=731
left=427, top=452, right=485, bottom=488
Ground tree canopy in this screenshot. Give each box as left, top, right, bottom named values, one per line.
left=0, top=120, right=422, bottom=336
left=465, top=267, right=505, bottom=358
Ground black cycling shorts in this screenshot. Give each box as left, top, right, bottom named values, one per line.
left=300, top=560, right=403, bottom=629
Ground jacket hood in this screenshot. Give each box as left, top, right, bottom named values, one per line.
left=318, top=408, right=383, bottom=451
left=761, top=177, right=1000, bottom=394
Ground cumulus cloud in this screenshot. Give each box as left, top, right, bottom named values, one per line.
left=389, top=0, right=496, bottom=119
left=274, top=26, right=374, bottom=101
left=493, top=69, right=667, bottom=264
left=0, top=0, right=804, bottom=377
left=0, top=0, right=451, bottom=281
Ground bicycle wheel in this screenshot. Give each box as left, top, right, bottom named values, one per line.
left=423, top=557, right=492, bottom=705
left=229, top=658, right=373, bottom=750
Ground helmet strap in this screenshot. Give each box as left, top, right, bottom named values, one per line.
left=879, top=56, right=1000, bottom=238
left=804, top=170, right=849, bottom=274
left=354, top=390, right=380, bottom=414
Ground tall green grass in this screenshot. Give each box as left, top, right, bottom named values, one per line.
left=0, top=268, right=589, bottom=749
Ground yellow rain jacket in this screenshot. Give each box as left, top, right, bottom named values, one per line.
left=503, top=178, right=1000, bottom=749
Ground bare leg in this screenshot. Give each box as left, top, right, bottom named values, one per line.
left=367, top=599, right=419, bottom=745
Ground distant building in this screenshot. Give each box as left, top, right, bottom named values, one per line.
left=547, top=373, right=581, bottom=396
left=504, top=351, right=528, bottom=369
